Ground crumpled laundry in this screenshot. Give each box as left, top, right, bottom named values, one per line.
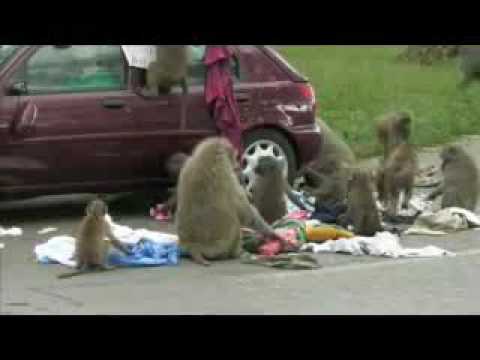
left=241, top=253, right=322, bottom=270
left=415, top=165, right=442, bottom=188
left=0, top=226, right=22, bottom=237
left=301, top=231, right=454, bottom=258
left=204, top=46, right=244, bottom=152
left=287, top=191, right=315, bottom=213
left=285, top=210, right=311, bottom=221
left=37, top=227, right=58, bottom=235
left=311, top=202, right=348, bottom=224
left=405, top=207, right=480, bottom=236
left=243, top=219, right=307, bottom=256
left=34, top=216, right=179, bottom=268
left=305, top=223, right=354, bottom=243
left=150, top=204, right=171, bottom=222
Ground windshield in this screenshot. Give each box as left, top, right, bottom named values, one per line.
left=0, top=45, right=21, bottom=68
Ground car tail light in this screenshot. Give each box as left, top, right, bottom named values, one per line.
left=297, top=83, right=316, bottom=106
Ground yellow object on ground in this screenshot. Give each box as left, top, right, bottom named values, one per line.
left=305, top=224, right=354, bottom=243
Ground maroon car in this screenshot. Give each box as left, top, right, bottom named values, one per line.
left=0, top=45, right=321, bottom=199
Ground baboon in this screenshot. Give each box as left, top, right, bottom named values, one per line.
left=250, top=156, right=307, bottom=224
left=381, top=143, right=418, bottom=217
left=376, top=111, right=412, bottom=159
left=427, top=145, right=479, bottom=211
left=458, top=46, right=480, bottom=89
left=339, top=169, right=382, bottom=236
left=299, top=120, right=355, bottom=207
left=142, top=46, right=190, bottom=97
left=301, top=159, right=348, bottom=207
left=58, top=199, right=130, bottom=279
left=176, top=137, right=284, bottom=266
left=163, top=152, right=190, bottom=218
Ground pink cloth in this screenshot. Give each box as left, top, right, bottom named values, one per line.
left=204, top=46, right=243, bottom=152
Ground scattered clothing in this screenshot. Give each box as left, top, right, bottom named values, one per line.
left=150, top=204, right=171, bottom=222
left=34, top=216, right=179, bottom=268
left=415, top=165, right=442, bottom=188
left=243, top=219, right=307, bottom=256
left=285, top=210, right=311, bottom=221
left=305, top=223, right=354, bottom=243
left=108, top=239, right=179, bottom=267
left=0, top=227, right=22, bottom=237
left=242, top=253, right=322, bottom=270
left=311, top=202, right=348, bottom=224
left=37, top=227, right=58, bottom=235
left=204, top=46, right=243, bottom=151
left=405, top=207, right=480, bottom=236
left=287, top=191, right=315, bottom=213
left=301, top=231, right=454, bottom=258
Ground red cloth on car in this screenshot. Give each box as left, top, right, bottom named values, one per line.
left=204, top=46, right=243, bottom=152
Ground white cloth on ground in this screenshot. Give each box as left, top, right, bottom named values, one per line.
left=405, top=207, right=480, bottom=236
left=0, top=227, right=22, bottom=237
left=34, top=215, right=178, bottom=268
left=300, top=231, right=454, bottom=258
left=0, top=243, right=4, bottom=250
left=37, top=227, right=58, bottom=235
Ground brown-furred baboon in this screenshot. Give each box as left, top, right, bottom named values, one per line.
left=381, top=143, right=418, bottom=217
left=250, top=156, right=307, bottom=224
left=427, top=145, right=479, bottom=211
left=142, top=46, right=190, bottom=97
left=301, top=159, right=348, bottom=207
left=175, top=137, right=284, bottom=266
left=58, top=199, right=130, bottom=279
left=300, top=120, right=355, bottom=207
left=340, top=169, right=382, bottom=236
left=376, top=111, right=412, bottom=160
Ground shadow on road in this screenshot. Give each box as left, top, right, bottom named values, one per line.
left=0, top=191, right=166, bottom=224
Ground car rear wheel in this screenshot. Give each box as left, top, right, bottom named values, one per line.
left=241, top=129, right=297, bottom=193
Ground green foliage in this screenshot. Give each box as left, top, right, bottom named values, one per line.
left=279, top=46, right=480, bottom=158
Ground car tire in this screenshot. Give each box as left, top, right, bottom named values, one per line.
left=242, top=128, right=298, bottom=191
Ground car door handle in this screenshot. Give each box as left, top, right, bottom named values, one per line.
left=102, top=99, right=126, bottom=109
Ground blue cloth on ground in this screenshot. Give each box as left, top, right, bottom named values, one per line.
left=311, top=203, right=348, bottom=224
left=109, top=239, right=179, bottom=267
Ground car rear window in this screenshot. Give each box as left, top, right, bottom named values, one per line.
left=11, top=46, right=127, bottom=95
left=0, top=45, right=21, bottom=68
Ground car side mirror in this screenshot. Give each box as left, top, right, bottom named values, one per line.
left=7, top=81, right=28, bottom=96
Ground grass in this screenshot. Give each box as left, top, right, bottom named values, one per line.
left=278, top=46, right=480, bottom=158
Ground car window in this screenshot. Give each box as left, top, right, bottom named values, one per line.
left=186, top=46, right=243, bottom=86
left=12, top=46, right=126, bottom=95
left=0, top=45, right=21, bottom=68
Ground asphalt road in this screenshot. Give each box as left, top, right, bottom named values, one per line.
left=1, top=139, right=480, bottom=315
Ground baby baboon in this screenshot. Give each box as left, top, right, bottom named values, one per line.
left=58, top=199, right=130, bottom=280
left=458, top=46, right=480, bottom=89
left=163, top=152, right=190, bottom=218
left=143, top=46, right=190, bottom=97
left=381, top=143, right=418, bottom=216
left=176, top=137, right=283, bottom=266
left=427, top=145, right=479, bottom=211
left=376, top=111, right=412, bottom=159
left=251, top=156, right=307, bottom=224
left=340, top=169, right=382, bottom=236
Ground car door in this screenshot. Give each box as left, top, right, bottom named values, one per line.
left=6, top=45, right=138, bottom=189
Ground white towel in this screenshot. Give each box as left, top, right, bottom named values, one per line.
left=301, top=231, right=454, bottom=258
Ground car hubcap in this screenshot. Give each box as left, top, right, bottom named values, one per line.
left=241, top=139, right=288, bottom=192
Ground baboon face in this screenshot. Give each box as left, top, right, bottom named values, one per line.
left=254, top=156, right=283, bottom=177
left=86, top=200, right=107, bottom=218
left=440, top=145, right=460, bottom=168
